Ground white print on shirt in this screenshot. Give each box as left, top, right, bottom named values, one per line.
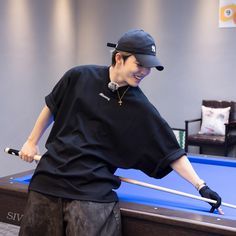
left=99, top=93, right=110, bottom=101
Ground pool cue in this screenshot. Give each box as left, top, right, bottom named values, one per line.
left=120, top=177, right=236, bottom=210
left=4, top=147, right=236, bottom=210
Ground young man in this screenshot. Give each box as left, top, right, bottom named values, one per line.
left=19, top=29, right=222, bottom=236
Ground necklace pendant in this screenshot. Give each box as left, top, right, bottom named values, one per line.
left=117, top=86, right=129, bottom=106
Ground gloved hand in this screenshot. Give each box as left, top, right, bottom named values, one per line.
left=199, top=185, right=222, bottom=213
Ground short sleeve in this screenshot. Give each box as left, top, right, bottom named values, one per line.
left=134, top=104, right=186, bottom=179
left=45, top=69, right=72, bottom=118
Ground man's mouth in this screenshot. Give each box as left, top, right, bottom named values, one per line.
left=134, top=75, right=143, bottom=80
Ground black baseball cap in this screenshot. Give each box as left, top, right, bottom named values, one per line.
left=107, top=29, right=164, bottom=71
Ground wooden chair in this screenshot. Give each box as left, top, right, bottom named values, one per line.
left=185, top=100, right=236, bottom=156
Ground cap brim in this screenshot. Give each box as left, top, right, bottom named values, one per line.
left=135, top=54, right=164, bottom=71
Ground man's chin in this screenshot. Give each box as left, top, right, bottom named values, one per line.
left=128, top=79, right=140, bottom=87
left=129, top=83, right=139, bottom=87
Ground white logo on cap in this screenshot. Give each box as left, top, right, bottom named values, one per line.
left=151, top=45, right=156, bottom=52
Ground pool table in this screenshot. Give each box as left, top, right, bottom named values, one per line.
left=0, top=154, right=236, bottom=235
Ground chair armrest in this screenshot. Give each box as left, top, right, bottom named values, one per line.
left=185, top=118, right=202, bottom=143
left=224, top=122, right=236, bottom=139
left=225, top=121, right=236, bottom=129
left=185, top=118, right=202, bottom=124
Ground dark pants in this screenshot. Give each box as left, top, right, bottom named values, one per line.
left=19, top=191, right=122, bottom=236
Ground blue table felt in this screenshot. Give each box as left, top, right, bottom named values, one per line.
left=12, top=154, right=236, bottom=220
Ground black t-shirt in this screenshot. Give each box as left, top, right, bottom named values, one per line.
left=29, top=65, right=185, bottom=202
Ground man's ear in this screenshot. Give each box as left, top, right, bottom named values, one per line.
left=115, top=53, right=123, bottom=65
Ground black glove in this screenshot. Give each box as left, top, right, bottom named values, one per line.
left=199, top=186, right=222, bottom=213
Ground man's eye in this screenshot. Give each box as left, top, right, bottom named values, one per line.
left=136, top=63, right=142, bottom=67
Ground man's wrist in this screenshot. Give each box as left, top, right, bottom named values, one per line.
left=27, top=137, right=38, bottom=146
left=195, top=179, right=206, bottom=191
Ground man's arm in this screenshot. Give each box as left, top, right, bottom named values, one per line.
left=170, top=155, right=202, bottom=188
left=20, top=105, right=53, bottom=162
left=171, top=155, right=223, bottom=214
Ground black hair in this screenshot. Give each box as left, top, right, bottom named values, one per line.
left=111, top=50, right=133, bottom=66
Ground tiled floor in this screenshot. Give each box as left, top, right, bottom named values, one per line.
left=0, top=222, right=20, bottom=236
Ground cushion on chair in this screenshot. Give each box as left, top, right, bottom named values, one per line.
left=199, top=105, right=231, bottom=135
